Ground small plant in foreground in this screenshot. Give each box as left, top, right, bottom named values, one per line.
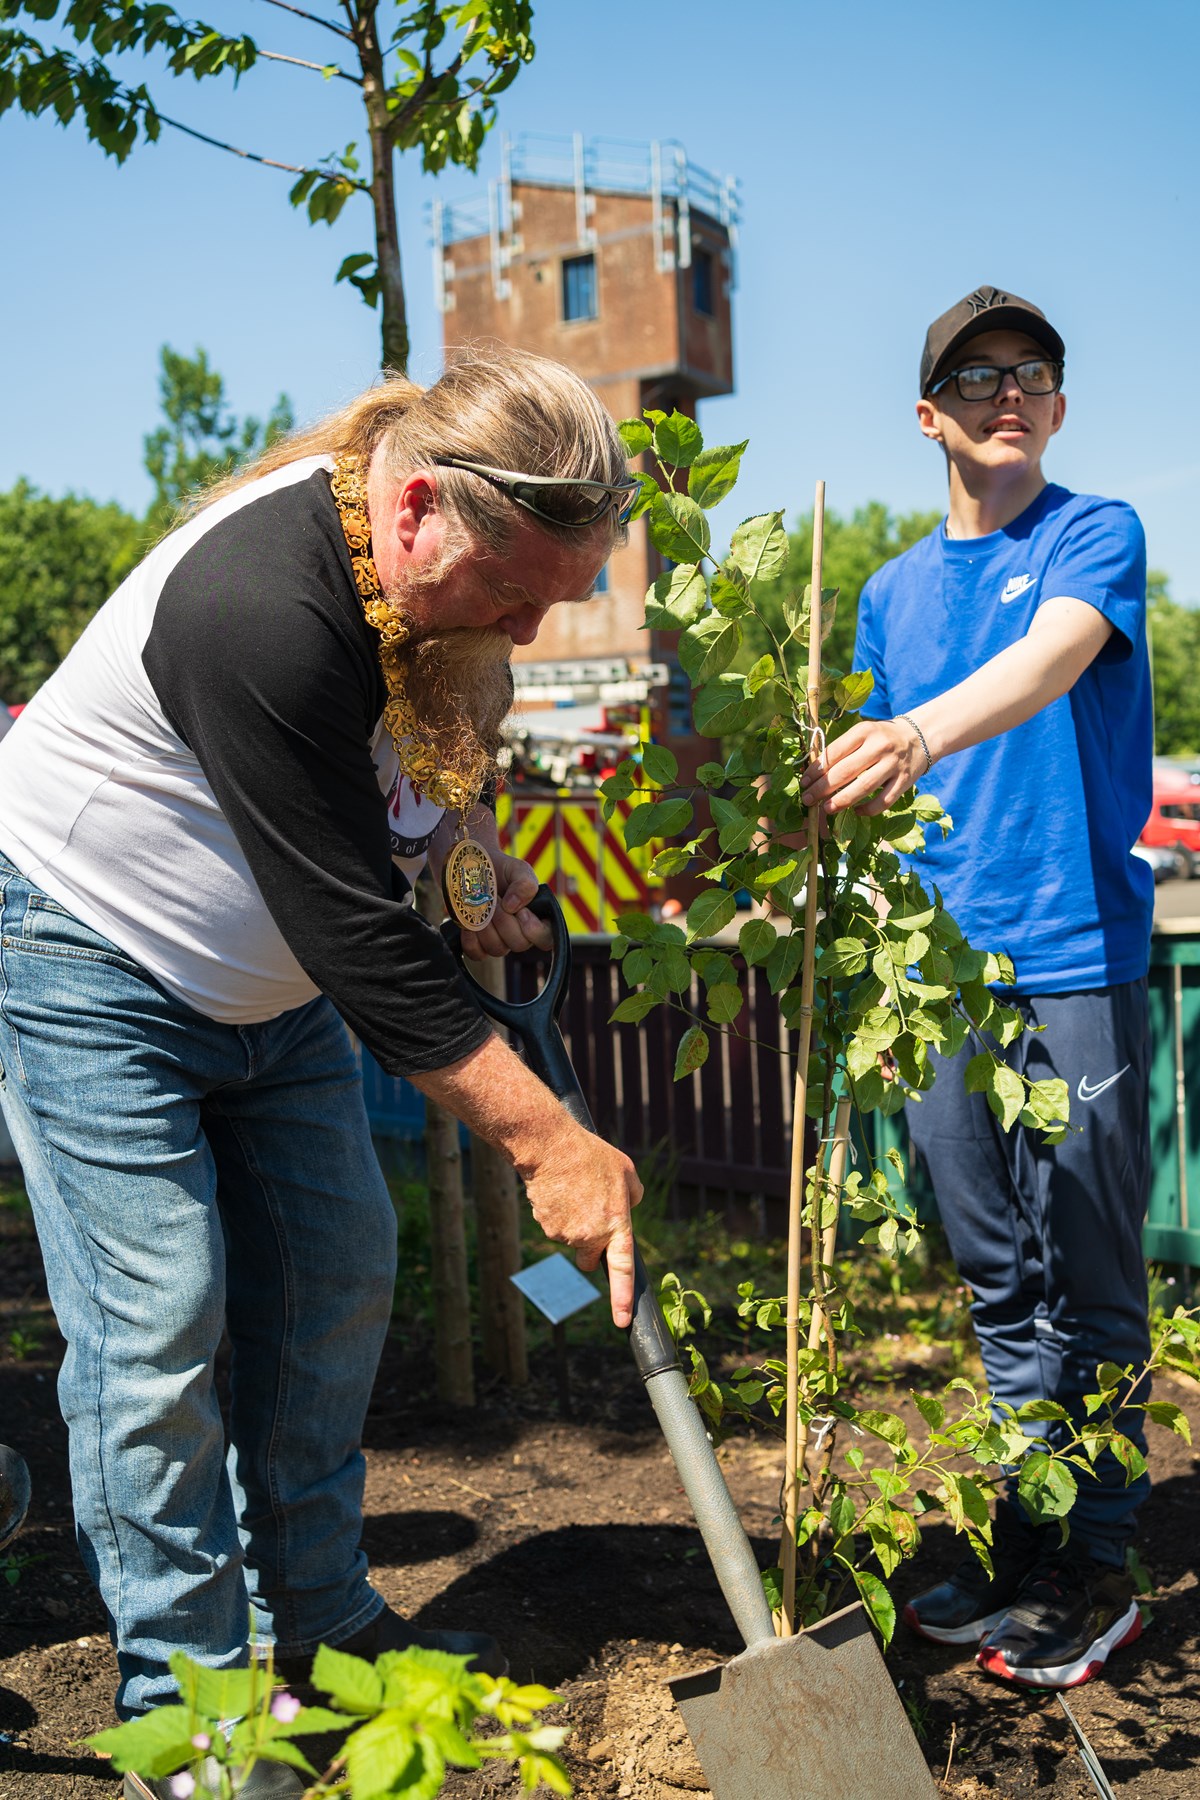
left=87, top=1643, right=570, bottom=1798
left=601, top=410, right=1200, bottom=1640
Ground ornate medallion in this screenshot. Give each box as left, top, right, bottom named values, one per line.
left=443, top=834, right=498, bottom=932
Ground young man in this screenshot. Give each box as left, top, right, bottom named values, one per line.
left=803, top=286, right=1153, bottom=1689
left=0, top=347, right=643, bottom=1797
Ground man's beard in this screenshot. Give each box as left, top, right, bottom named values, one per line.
left=385, top=607, right=514, bottom=801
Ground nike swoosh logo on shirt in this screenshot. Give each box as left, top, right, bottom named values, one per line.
left=1000, top=574, right=1035, bottom=603
left=1076, top=1065, right=1131, bottom=1103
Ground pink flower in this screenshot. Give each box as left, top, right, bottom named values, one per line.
left=271, top=1692, right=302, bottom=1723
left=169, top=1777, right=196, bottom=1799
left=190, top=1733, right=211, bottom=1751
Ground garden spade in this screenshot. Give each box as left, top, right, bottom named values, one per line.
left=445, top=890, right=938, bottom=1799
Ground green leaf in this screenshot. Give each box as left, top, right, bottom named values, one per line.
left=694, top=674, right=755, bottom=737
left=1142, top=1400, right=1192, bottom=1443
left=647, top=563, right=709, bottom=627
left=710, top=569, right=751, bottom=617
left=818, top=938, right=869, bottom=980
left=1015, top=1399, right=1073, bottom=1424
left=679, top=615, right=742, bottom=685
left=913, top=1392, right=945, bottom=1431
left=618, top=418, right=652, bottom=455
left=652, top=410, right=703, bottom=466
left=687, top=889, right=737, bottom=940
left=649, top=846, right=691, bottom=878
left=696, top=760, right=727, bottom=788
left=728, top=510, right=788, bottom=583
left=849, top=1567, right=897, bottom=1648
left=648, top=491, right=711, bottom=562
left=1109, top=1433, right=1149, bottom=1484
left=986, top=1062, right=1026, bottom=1131
left=169, top=1654, right=260, bottom=1722
left=739, top=918, right=778, bottom=965
left=746, top=653, right=775, bottom=694
left=688, top=441, right=748, bottom=508
left=706, top=982, right=744, bottom=1023
left=834, top=670, right=875, bottom=712
left=311, top=1643, right=384, bottom=1713
left=343, top=1711, right=419, bottom=1798
left=615, top=909, right=656, bottom=941
left=623, top=796, right=693, bottom=849
left=765, top=930, right=804, bottom=994
left=610, top=992, right=660, bottom=1024
left=87, top=1708, right=198, bottom=1779
left=674, top=1025, right=710, bottom=1079
left=858, top=1409, right=908, bottom=1449
left=829, top=1490, right=857, bottom=1539
left=640, top=743, right=679, bottom=787
left=710, top=795, right=757, bottom=853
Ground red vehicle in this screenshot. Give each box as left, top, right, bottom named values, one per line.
left=1140, top=761, right=1200, bottom=877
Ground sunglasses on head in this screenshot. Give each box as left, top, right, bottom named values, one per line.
left=928, top=358, right=1064, bottom=403
left=433, top=456, right=639, bottom=529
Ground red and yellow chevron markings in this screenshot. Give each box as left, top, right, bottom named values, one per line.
left=496, top=793, right=662, bottom=934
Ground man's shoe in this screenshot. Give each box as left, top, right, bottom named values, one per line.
left=976, top=1547, right=1141, bottom=1688
left=124, top=1759, right=304, bottom=1798
left=0, top=1444, right=31, bottom=1550
left=275, top=1601, right=508, bottom=1692
left=903, top=1503, right=1042, bottom=1646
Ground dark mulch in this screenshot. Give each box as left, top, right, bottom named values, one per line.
left=2, top=1187, right=1197, bottom=1799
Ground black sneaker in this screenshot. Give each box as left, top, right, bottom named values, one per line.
left=976, top=1546, right=1141, bottom=1688
left=903, top=1504, right=1042, bottom=1646
left=124, top=1760, right=304, bottom=1798
left=275, top=1601, right=508, bottom=1693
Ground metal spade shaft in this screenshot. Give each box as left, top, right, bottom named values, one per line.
left=445, top=889, right=775, bottom=1651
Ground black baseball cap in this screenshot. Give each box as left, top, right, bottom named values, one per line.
left=920, top=286, right=1065, bottom=395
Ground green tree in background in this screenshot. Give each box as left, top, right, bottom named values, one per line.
left=0, top=2, right=534, bottom=372
left=0, top=346, right=293, bottom=701
left=0, top=482, right=141, bottom=701
left=1148, top=569, right=1200, bottom=758
left=743, top=501, right=941, bottom=675
left=145, top=345, right=293, bottom=532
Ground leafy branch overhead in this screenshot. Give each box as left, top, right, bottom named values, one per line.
left=0, top=2, right=535, bottom=370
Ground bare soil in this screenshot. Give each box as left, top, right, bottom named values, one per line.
left=2, top=1190, right=1198, bottom=1800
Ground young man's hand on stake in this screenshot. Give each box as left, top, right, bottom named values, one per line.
left=411, top=1033, right=642, bottom=1327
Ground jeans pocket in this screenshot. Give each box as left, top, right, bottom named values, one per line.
left=4, top=891, right=144, bottom=974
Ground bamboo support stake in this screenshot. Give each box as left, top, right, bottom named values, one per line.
left=808, top=1095, right=852, bottom=1352
left=780, top=479, right=827, bottom=1636
left=471, top=956, right=529, bottom=1386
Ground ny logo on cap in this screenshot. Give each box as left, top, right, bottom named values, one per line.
left=968, top=287, right=1009, bottom=316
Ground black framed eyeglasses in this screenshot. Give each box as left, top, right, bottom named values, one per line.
left=433, top=456, right=639, bottom=529
left=928, top=359, right=1064, bottom=402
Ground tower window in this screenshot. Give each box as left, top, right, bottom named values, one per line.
left=562, top=254, right=598, bottom=322
left=692, top=247, right=715, bottom=316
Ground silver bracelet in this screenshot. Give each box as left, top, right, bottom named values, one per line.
left=896, top=712, right=933, bottom=775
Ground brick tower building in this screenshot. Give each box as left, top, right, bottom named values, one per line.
left=434, top=134, right=738, bottom=741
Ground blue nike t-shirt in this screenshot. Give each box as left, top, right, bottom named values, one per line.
left=853, top=484, right=1153, bottom=994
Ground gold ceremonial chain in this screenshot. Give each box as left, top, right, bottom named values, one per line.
left=329, top=452, right=481, bottom=814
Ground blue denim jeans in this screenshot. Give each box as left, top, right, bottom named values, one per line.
left=0, top=854, right=397, bottom=1716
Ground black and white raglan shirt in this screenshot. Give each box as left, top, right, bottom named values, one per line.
left=0, top=456, right=491, bottom=1076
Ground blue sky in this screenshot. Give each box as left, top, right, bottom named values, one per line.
left=3, top=0, right=1198, bottom=596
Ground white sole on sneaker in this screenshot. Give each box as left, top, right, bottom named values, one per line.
left=977, top=1599, right=1142, bottom=1688
left=903, top=1601, right=1013, bottom=1646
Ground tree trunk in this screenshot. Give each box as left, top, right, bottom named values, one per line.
left=469, top=957, right=528, bottom=1386
left=354, top=2, right=410, bottom=373
left=415, top=872, right=474, bottom=1406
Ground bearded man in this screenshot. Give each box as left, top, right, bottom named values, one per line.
left=0, top=346, right=642, bottom=1798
